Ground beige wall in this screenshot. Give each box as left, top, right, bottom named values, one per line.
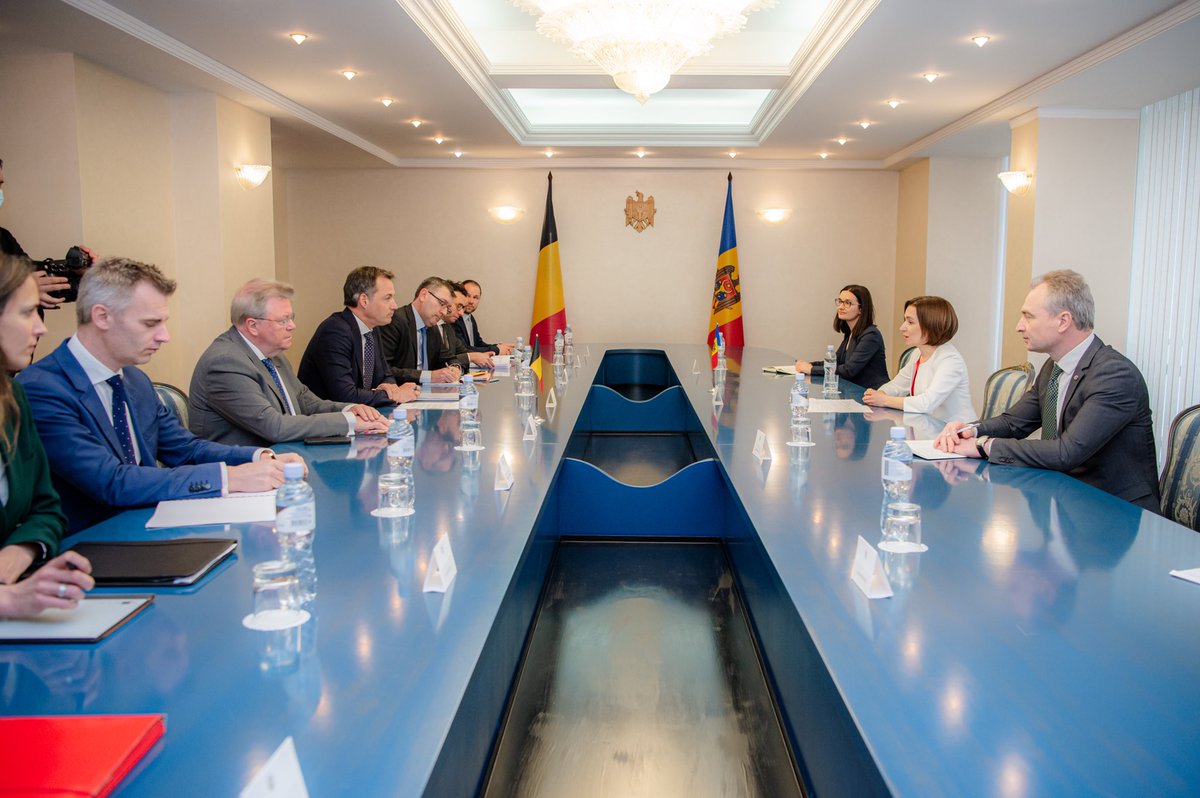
left=892, top=160, right=929, bottom=363
left=279, top=168, right=899, bottom=369
left=1002, top=118, right=1039, bottom=366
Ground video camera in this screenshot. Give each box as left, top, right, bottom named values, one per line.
left=34, top=245, right=92, bottom=304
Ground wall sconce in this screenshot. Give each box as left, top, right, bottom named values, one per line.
left=756, top=208, right=793, bottom=224
left=235, top=164, right=272, bottom=190
left=998, top=171, right=1033, bottom=195
left=488, top=206, right=525, bottom=224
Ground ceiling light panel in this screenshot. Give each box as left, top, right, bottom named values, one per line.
left=508, top=88, right=771, bottom=127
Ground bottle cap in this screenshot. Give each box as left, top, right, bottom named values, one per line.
left=890, top=426, right=907, bottom=439
left=283, top=462, right=305, bottom=479
left=392, top=407, right=405, bottom=419
left=462, top=374, right=474, bottom=384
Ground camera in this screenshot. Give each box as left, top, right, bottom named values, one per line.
left=35, top=245, right=93, bottom=305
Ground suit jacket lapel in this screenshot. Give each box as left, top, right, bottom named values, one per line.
left=227, top=328, right=287, bottom=411
left=56, top=344, right=128, bottom=461
left=1060, top=337, right=1102, bottom=415
left=342, top=309, right=366, bottom=385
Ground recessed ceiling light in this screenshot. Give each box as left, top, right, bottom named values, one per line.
left=887, top=99, right=901, bottom=109
left=923, top=72, right=939, bottom=83
left=859, top=121, right=871, bottom=129
left=380, top=98, right=394, bottom=107
left=434, top=136, right=445, bottom=144
left=341, top=70, right=357, bottom=81
left=635, top=149, right=646, bottom=159
left=819, top=152, right=829, bottom=159
left=728, top=151, right=738, bottom=159
left=836, top=136, right=848, bottom=145
left=453, top=150, right=464, bottom=158
left=545, top=149, right=554, bottom=158
left=971, top=35, right=990, bottom=47
left=289, top=33, right=308, bottom=45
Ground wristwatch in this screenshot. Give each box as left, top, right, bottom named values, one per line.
left=975, top=435, right=990, bottom=460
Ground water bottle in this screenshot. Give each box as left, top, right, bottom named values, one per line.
left=459, top=374, right=478, bottom=422
left=523, top=344, right=533, bottom=371
left=881, top=426, right=914, bottom=501
left=553, top=329, right=565, bottom=367
left=790, top=373, right=809, bottom=421
left=715, top=330, right=726, bottom=360
left=275, top=462, right=316, bottom=543
left=515, top=335, right=524, bottom=361
left=563, top=324, right=574, bottom=362
left=386, top=408, right=414, bottom=471
left=822, top=344, right=838, bottom=396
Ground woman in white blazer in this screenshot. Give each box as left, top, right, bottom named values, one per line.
left=863, top=295, right=977, bottom=423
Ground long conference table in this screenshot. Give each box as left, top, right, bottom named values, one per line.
left=3, top=344, right=1199, bottom=796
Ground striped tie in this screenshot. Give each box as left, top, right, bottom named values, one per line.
left=262, top=358, right=294, bottom=414
left=1042, top=364, right=1063, bottom=440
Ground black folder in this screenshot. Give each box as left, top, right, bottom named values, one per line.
left=68, top=538, right=238, bottom=586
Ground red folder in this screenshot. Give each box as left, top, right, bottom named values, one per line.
left=0, top=714, right=164, bottom=797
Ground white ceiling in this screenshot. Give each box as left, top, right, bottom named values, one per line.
left=2, top=0, right=1199, bottom=169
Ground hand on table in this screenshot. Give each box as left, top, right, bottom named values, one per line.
left=0, top=551, right=95, bottom=618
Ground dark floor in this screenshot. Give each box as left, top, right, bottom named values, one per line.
left=484, top=541, right=802, bottom=798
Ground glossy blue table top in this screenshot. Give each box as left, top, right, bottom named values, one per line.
left=2, top=345, right=1197, bottom=796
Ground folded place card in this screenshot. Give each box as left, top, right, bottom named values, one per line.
left=240, top=736, right=310, bottom=798
left=851, top=536, right=893, bottom=599
left=752, top=429, right=772, bottom=461
left=494, top=454, right=513, bottom=491
left=423, top=535, right=457, bottom=593
left=523, top=416, right=538, bottom=441
left=1169, top=567, right=1200, bottom=585
left=692, top=359, right=699, bottom=374
left=545, top=387, right=557, bottom=408
left=574, top=355, right=582, bottom=369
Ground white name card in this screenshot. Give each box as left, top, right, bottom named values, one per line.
left=240, top=736, right=310, bottom=798
left=752, top=429, right=772, bottom=461
left=851, top=536, right=893, bottom=599
left=423, top=535, right=458, bottom=593
left=692, top=359, right=699, bottom=374
left=545, top=387, right=557, bottom=408
left=523, top=416, right=538, bottom=441
left=494, top=454, right=514, bottom=491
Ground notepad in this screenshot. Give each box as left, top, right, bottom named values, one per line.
left=762, top=365, right=798, bottom=375
left=147, top=492, right=275, bottom=528
left=68, top=539, right=237, bottom=586
left=0, top=714, right=164, bottom=797
left=0, top=595, right=154, bottom=643
left=909, top=440, right=967, bottom=460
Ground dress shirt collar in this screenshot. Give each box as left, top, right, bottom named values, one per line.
left=236, top=330, right=269, bottom=361
left=413, top=307, right=427, bottom=334
left=1053, top=332, right=1096, bottom=379
left=353, top=314, right=372, bottom=337
left=67, top=334, right=122, bottom=385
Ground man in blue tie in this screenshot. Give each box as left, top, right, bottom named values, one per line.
left=378, top=276, right=464, bottom=384
left=188, top=279, right=392, bottom=446
left=18, top=258, right=306, bottom=533
left=936, top=270, right=1159, bottom=511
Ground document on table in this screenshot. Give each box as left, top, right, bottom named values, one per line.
left=398, top=400, right=461, bottom=410
left=0, top=595, right=154, bottom=642
left=762, top=365, right=797, bottom=375
left=146, top=491, right=275, bottom=528
left=806, top=398, right=870, bottom=413
left=909, top=440, right=967, bottom=460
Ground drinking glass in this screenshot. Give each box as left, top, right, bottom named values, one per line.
left=375, top=470, right=415, bottom=517
left=787, top=420, right=815, bottom=447
left=249, top=560, right=306, bottom=630
left=879, top=502, right=926, bottom=553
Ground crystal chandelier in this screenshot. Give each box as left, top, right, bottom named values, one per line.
left=515, top=0, right=774, bottom=104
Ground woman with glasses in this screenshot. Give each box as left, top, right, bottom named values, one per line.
left=0, top=254, right=93, bottom=618
left=863, top=295, right=977, bottom=423
left=794, top=284, right=889, bottom=389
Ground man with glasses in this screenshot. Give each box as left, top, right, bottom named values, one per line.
left=298, top=266, right=421, bottom=407
left=188, top=279, right=393, bottom=446
left=379, top=276, right=464, bottom=384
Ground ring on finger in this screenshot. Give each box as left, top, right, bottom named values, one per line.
left=57, top=583, right=68, bottom=599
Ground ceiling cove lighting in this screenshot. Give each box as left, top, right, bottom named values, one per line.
left=514, top=0, right=774, bottom=105
left=756, top=208, right=792, bottom=224
left=289, top=33, right=309, bottom=45
left=971, top=34, right=991, bottom=47
left=998, top=171, right=1033, bottom=195
left=923, top=72, right=939, bottom=83
left=489, top=206, right=525, bottom=223
left=235, top=164, right=272, bottom=190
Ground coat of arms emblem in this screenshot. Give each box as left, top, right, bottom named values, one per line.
left=624, top=191, right=656, bottom=233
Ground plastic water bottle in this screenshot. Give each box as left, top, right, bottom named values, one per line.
left=459, top=374, right=478, bottom=421
left=790, top=373, right=809, bottom=421
left=715, top=330, right=726, bottom=360
left=275, top=462, right=316, bottom=543
left=515, top=335, right=524, bottom=360
left=553, top=329, right=565, bottom=366
left=523, top=344, right=533, bottom=370
left=386, top=408, right=414, bottom=471
left=563, top=324, right=574, bottom=361
left=822, top=344, right=838, bottom=396
left=881, top=426, right=914, bottom=501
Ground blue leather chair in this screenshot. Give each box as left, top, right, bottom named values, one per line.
left=897, top=346, right=917, bottom=374
left=1160, top=403, right=1200, bottom=531
left=153, top=382, right=190, bottom=428
left=981, top=362, right=1034, bottom=419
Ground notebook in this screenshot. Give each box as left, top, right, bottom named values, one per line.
left=0, top=714, right=165, bottom=797
left=67, top=538, right=237, bottom=586
left=0, top=595, right=153, bottom=643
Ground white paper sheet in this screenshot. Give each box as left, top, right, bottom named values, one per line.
left=909, top=440, right=967, bottom=460
left=0, top=595, right=153, bottom=642
left=147, top=492, right=275, bottom=528
left=806, top=399, right=871, bottom=413
left=397, top=400, right=461, bottom=410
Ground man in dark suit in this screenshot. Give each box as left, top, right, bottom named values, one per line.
left=441, top=282, right=493, bottom=370
left=189, top=279, right=392, bottom=446
left=298, top=266, right=420, bottom=408
left=378, top=276, right=463, bottom=384
left=18, top=257, right=304, bottom=533
left=453, top=279, right=514, bottom=356
left=936, top=269, right=1160, bottom=511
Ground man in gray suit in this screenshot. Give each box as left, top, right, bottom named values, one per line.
left=936, top=270, right=1160, bottom=511
left=189, top=279, right=390, bottom=446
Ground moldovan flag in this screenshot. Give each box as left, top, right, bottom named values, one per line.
left=707, top=172, right=744, bottom=364
left=530, top=171, right=566, bottom=387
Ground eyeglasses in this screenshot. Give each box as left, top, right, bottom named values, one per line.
left=428, top=292, right=452, bottom=311
left=252, top=315, right=296, bottom=327
left=834, top=298, right=859, bottom=308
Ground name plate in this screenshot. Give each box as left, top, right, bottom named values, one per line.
left=494, top=453, right=514, bottom=491
left=240, top=737, right=310, bottom=798
left=423, top=535, right=458, bottom=593
left=752, top=429, right=772, bottom=461
left=851, top=536, right=893, bottom=599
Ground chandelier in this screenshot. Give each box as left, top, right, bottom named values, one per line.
left=514, top=0, right=774, bottom=104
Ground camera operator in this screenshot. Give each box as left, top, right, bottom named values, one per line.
left=0, top=157, right=93, bottom=310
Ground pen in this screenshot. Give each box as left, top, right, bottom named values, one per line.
left=956, top=422, right=980, bottom=438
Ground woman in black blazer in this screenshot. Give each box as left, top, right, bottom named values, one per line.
left=0, top=254, right=93, bottom=618
left=795, top=284, right=890, bottom=389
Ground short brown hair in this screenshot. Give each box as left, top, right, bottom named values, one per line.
left=413, top=276, right=453, bottom=300
left=77, top=257, right=177, bottom=325
left=343, top=266, right=394, bottom=307
left=905, top=295, right=958, bottom=346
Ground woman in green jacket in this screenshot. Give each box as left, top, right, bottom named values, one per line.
left=0, top=253, right=93, bottom=617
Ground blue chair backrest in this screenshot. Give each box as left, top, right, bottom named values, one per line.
left=1160, top=403, right=1200, bottom=532
left=897, top=346, right=917, bottom=373
left=981, top=362, right=1033, bottom=419
left=153, top=382, right=190, bottom=428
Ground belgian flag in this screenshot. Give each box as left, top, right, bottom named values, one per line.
left=529, top=172, right=566, bottom=388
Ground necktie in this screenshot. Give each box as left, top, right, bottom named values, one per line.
left=418, top=327, right=427, bottom=372
left=464, top=314, right=477, bottom=346
left=106, top=374, right=137, bottom=465
left=1042, top=364, right=1064, bottom=440
left=262, top=358, right=295, bottom=414
left=363, top=331, right=376, bottom=389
